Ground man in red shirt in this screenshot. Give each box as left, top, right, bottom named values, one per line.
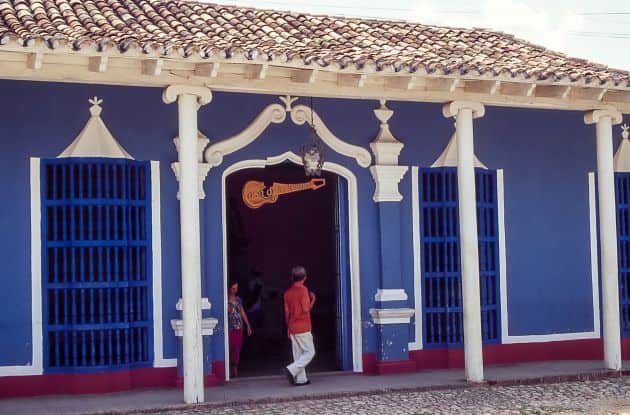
left=283, top=265, right=316, bottom=386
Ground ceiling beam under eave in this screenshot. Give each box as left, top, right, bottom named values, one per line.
left=88, top=56, right=108, bottom=73
left=244, top=63, right=268, bottom=80
left=26, top=52, right=43, bottom=70
left=194, top=62, right=220, bottom=78
left=425, top=78, right=460, bottom=93
left=291, top=68, right=317, bottom=84
left=569, top=86, right=608, bottom=101
left=141, top=58, right=163, bottom=76
left=604, top=90, right=630, bottom=105
left=464, top=80, right=501, bottom=95
left=384, top=76, right=416, bottom=90
left=337, top=73, right=366, bottom=88
left=499, top=82, right=536, bottom=97
left=0, top=53, right=629, bottom=113
left=535, top=84, right=572, bottom=99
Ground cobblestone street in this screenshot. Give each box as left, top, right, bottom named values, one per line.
left=145, top=378, right=630, bottom=415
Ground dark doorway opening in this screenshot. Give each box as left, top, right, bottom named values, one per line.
left=226, top=162, right=348, bottom=378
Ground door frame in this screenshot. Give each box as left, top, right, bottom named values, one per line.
left=220, top=151, right=363, bottom=380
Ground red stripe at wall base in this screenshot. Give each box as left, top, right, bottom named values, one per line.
left=0, top=367, right=176, bottom=399
left=410, top=339, right=604, bottom=371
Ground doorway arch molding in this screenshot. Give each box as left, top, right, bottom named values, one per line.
left=204, top=96, right=372, bottom=169
left=220, top=151, right=364, bottom=380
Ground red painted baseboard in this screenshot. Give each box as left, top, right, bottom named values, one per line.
left=0, top=367, right=176, bottom=399
left=375, top=359, right=417, bottom=375
left=623, top=338, right=630, bottom=360
left=362, top=352, right=377, bottom=375
left=175, top=361, right=226, bottom=388
left=410, top=339, right=605, bottom=371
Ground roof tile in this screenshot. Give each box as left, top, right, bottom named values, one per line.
left=0, top=0, right=627, bottom=87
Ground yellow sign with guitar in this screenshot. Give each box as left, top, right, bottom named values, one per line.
left=242, top=178, right=326, bottom=209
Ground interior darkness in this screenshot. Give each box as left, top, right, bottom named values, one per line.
left=226, top=163, right=340, bottom=378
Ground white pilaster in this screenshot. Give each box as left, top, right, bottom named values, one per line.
left=443, top=101, right=485, bottom=383
left=163, top=85, right=212, bottom=404
left=369, top=100, right=408, bottom=202
left=585, top=108, right=623, bottom=371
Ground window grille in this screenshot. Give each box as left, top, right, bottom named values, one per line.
left=420, top=167, right=500, bottom=347
left=615, top=173, right=630, bottom=337
left=41, top=158, right=153, bottom=371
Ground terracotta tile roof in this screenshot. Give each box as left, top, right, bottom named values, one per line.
left=1, top=0, right=629, bottom=88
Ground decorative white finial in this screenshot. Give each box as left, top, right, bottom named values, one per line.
left=279, top=95, right=298, bottom=112
left=89, top=96, right=103, bottom=116
left=622, top=124, right=629, bottom=141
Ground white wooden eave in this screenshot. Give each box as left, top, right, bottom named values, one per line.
left=0, top=43, right=629, bottom=113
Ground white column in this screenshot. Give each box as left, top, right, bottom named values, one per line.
left=163, top=85, right=212, bottom=403
left=443, top=101, right=485, bottom=382
left=585, top=108, right=623, bottom=371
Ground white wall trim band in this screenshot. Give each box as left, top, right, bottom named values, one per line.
left=370, top=308, right=415, bottom=325
left=0, top=158, right=45, bottom=377
left=409, top=166, right=423, bottom=351
left=375, top=288, right=408, bottom=302
left=151, top=161, right=178, bottom=369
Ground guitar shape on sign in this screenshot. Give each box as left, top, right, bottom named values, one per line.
left=242, top=178, right=326, bottom=209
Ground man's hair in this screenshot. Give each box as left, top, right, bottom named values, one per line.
left=291, top=266, right=307, bottom=283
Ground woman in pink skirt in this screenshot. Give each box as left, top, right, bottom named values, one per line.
left=228, top=281, right=252, bottom=378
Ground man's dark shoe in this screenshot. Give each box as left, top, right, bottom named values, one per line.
left=295, top=380, right=311, bottom=386
left=284, top=367, right=296, bottom=385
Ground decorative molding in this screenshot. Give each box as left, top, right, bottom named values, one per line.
left=369, top=165, right=408, bottom=202
left=375, top=288, right=408, bottom=302
left=369, top=308, right=415, bottom=325
left=204, top=96, right=372, bottom=170
left=584, top=108, right=623, bottom=125
left=171, top=131, right=211, bottom=199
left=442, top=101, right=485, bottom=119
left=205, top=103, right=286, bottom=167
left=162, top=85, right=212, bottom=105
left=221, top=152, right=364, bottom=379
left=291, top=103, right=372, bottom=168
left=369, top=100, right=407, bottom=202
left=370, top=100, right=404, bottom=165
left=58, top=97, right=133, bottom=159
left=176, top=297, right=212, bottom=311
left=171, top=318, right=219, bottom=337
left=431, top=132, right=487, bottom=169
left=613, top=124, right=630, bottom=172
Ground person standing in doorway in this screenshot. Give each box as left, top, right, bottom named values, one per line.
left=228, top=280, right=252, bottom=378
left=283, top=266, right=316, bottom=386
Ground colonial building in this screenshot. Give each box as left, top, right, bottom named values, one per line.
left=0, top=0, right=628, bottom=404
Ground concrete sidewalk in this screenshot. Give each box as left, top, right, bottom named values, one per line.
left=1, top=360, right=628, bottom=415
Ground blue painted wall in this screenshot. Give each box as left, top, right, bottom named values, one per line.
left=0, top=79, right=617, bottom=369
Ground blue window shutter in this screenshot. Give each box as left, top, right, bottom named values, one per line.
left=420, top=167, right=501, bottom=348
left=41, top=158, right=153, bottom=372
left=615, top=173, right=630, bottom=337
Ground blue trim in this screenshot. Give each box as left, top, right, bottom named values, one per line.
left=335, top=177, right=352, bottom=370
left=41, top=157, right=154, bottom=373
left=419, top=167, right=501, bottom=349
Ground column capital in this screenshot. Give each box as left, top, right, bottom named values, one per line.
left=162, top=85, right=213, bottom=106
left=442, top=101, right=485, bottom=119
left=584, top=108, right=623, bottom=125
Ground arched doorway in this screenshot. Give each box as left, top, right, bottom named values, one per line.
left=223, top=161, right=353, bottom=378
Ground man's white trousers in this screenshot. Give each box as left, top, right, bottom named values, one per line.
left=287, top=332, right=315, bottom=384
